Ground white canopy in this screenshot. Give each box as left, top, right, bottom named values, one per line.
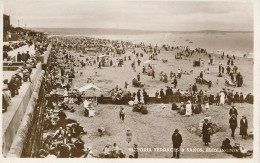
left=78, top=83, right=100, bottom=92
left=144, top=60, right=151, bottom=64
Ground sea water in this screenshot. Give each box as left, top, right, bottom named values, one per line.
left=36, top=28, right=253, bottom=58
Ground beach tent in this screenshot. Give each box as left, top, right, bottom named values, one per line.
left=78, top=83, right=100, bottom=92
left=144, top=60, right=151, bottom=64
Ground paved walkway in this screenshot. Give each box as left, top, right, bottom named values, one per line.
left=6, top=44, right=36, bottom=61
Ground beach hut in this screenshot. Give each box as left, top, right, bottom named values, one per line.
left=78, top=83, right=100, bottom=92
left=79, top=83, right=101, bottom=100
left=98, top=55, right=111, bottom=66
left=79, top=83, right=101, bottom=117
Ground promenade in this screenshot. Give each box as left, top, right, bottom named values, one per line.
left=2, top=44, right=51, bottom=156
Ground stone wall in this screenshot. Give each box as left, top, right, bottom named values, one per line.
left=2, top=63, right=42, bottom=157
left=7, top=70, right=45, bottom=157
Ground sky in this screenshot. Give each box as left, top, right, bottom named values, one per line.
left=3, top=0, right=254, bottom=31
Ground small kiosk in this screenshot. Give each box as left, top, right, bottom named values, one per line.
left=78, top=83, right=101, bottom=117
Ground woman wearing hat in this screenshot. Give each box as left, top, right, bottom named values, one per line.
left=229, top=114, right=237, bottom=139
left=202, top=118, right=211, bottom=146
left=240, top=116, right=248, bottom=139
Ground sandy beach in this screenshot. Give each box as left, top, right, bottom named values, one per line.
left=71, top=44, right=253, bottom=96
left=60, top=38, right=254, bottom=158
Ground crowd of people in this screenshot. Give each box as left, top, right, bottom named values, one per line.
left=40, top=102, right=88, bottom=158
left=40, top=36, right=254, bottom=158
left=154, top=84, right=253, bottom=106
left=2, top=31, right=254, bottom=158
left=40, top=44, right=89, bottom=157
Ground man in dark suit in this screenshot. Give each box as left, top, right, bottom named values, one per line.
left=25, top=51, right=30, bottom=62
left=17, top=52, right=22, bottom=62
left=229, top=106, right=238, bottom=117
left=240, top=116, right=248, bottom=139
left=192, top=83, right=197, bottom=95
left=229, top=114, right=237, bottom=139
left=21, top=51, right=27, bottom=62
left=172, top=129, right=183, bottom=158
left=143, top=89, right=148, bottom=104
left=239, top=92, right=244, bottom=103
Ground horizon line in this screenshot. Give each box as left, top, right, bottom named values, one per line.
left=27, top=27, right=253, bottom=33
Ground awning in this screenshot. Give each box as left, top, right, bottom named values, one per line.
left=78, top=83, right=101, bottom=92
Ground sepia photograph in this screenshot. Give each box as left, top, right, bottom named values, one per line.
left=1, top=0, right=259, bottom=160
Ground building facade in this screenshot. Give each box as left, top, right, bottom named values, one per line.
left=3, top=14, right=11, bottom=41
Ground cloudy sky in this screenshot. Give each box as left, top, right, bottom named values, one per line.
left=3, top=0, right=254, bottom=31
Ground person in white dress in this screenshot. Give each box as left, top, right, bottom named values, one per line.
left=185, top=100, right=192, bottom=116
left=220, top=91, right=225, bottom=105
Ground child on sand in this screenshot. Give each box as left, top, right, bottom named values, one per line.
left=126, top=128, right=132, bottom=143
